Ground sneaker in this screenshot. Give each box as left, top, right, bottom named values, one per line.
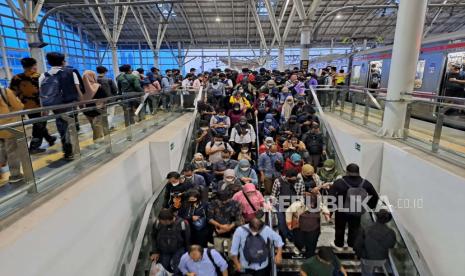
left=64, top=154, right=74, bottom=161
left=331, top=241, right=344, bottom=252
left=47, top=136, right=57, bottom=147
left=29, top=148, right=46, bottom=154
left=9, top=174, right=24, bottom=184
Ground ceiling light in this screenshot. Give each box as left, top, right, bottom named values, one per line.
left=336, top=13, right=342, bottom=19
left=215, top=17, right=221, bottom=22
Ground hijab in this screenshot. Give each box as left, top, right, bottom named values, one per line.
left=234, top=159, right=252, bottom=179
left=82, top=70, right=100, bottom=101
left=281, top=95, right=295, bottom=123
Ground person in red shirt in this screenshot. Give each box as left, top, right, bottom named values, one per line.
left=283, top=153, right=303, bottom=175
left=259, top=136, right=283, bottom=155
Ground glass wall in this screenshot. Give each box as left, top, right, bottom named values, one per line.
left=0, top=0, right=98, bottom=86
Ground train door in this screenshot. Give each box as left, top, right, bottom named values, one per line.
left=367, top=60, right=383, bottom=89
left=438, top=51, right=465, bottom=96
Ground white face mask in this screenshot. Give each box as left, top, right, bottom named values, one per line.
left=241, top=150, right=248, bottom=153
left=240, top=167, right=249, bottom=172
left=172, top=181, right=180, bottom=186
left=324, top=167, right=333, bottom=171
left=195, top=160, right=203, bottom=164
left=225, top=177, right=235, bottom=183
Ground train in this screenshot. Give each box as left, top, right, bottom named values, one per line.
left=309, top=30, right=465, bottom=129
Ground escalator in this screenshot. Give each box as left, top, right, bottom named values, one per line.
left=122, top=88, right=430, bottom=276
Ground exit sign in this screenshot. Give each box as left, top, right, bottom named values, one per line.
left=355, top=143, right=361, bottom=151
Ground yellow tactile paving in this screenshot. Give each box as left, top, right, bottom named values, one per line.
left=0, top=111, right=168, bottom=188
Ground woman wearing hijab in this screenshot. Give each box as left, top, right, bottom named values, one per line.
left=281, top=95, right=295, bottom=124
left=262, top=113, right=280, bottom=138
left=232, top=183, right=265, bottom=222
left=191, top=152, right=213, bottom=185
left=227, top=103, right=244, bottom=126
left=82, top=70, right=108, bottom=141
left=234, top=159, right=258, bottom=186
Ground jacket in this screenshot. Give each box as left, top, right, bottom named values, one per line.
left=9, top=72, right=41, bottom=109
left=0, top=88, right=24, bottom=138
left=354, top=222, right=396, bottom=260
left=329, top=176, right=379, bottom=210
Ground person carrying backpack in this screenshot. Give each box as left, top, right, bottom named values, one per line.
left=116, top=64, right=143, bottom=125
left=151, top=209, right=191, bottom=274
left=39, top=52, right=84, bottom=161
left=178, top=245, right=228, bottom=276
left=300, top=247, right=347, bottom=276
left=328, top=163, right=379, bottom=251
left=230, top=218, right=283, bottom=276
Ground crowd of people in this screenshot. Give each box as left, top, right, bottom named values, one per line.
left=150, top=67, right=395, bottom=276
left=0, top=52, right=396, bottom=275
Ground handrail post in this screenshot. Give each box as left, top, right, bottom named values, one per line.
left=340, top=89, right=346, bottom=116
left=403, top=103, right=412, bottom=140
left=5, top=125, right=36, bottom=193
left=351, top=92, right=356, bottom=120
left=363, top=91, right=370, bottom=125
left=330, top=89, right=336, bottom=112
left=62, top=112, right=81, bottom=157
left=100, top=104, right=112, bottom=153
left=432, top=108, right=444, bottom=153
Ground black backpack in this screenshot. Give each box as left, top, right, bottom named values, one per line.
left=342, top=178, right=368, bottom=216
left=154, top=218, right=186, bottom=254
left=241, top=226, right=269, bottom=265
left=117, top=74, right=133, bottom=94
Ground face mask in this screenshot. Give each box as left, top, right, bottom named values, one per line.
left=184, top=175, right=193, bottom=180
left=240, top=167, right=249, bottom=172
left=265, top=119, right=272, bottom=123
left=241, top=149, right=248, bottom=153
left=223, top=158, right=230, bottom=162
left=289, top=120, right=296, bottom=124
left=213, top=81, right=218, bottom=85
left=324, top=167, right=333, bottom=171
left=225, top=177, right=235, bottom=183
left=172, top=181, right=180, bottom=186
left=234, top=108, right=240, bottom=111
left=240, top=121, right=247, bottom=126
left=195, top=160, right=203, bottom=164
left=201, top=127, right=209, bottom=131
left=215, top=142, right=223, bottom=146
left=218, top=115, right=225, bottom=118
left=259, top=97, right=265, bottom=101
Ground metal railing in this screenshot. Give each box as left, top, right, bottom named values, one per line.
left=0, top=88, right=199, bottom=220
left=311, top=85, right=465, bottom=166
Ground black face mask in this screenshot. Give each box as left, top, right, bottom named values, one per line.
left=289, top=120, right=296, bottom=124
left=287, top=179, right=297, bottom=184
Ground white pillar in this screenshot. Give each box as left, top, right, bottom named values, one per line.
left=278, top=45, right=285, bottom=71
left=0, top=34, right=12, bottom=80
left=153, top=50, right=159, bottom=68
left=177, top=41, right=182, bottom=70
left=227, top=40, right=232, bottom=68
left=111, top=44, right=119, bottom=80
left=363, top=39, right=368, bottom=50
left=379, top=0, right=428, bottom=138
left=24, top=23, right=46, bottom=72
left=300, top=19, right=311, bottom=61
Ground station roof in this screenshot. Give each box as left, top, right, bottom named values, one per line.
left=42, top=0, right=465, bottom=49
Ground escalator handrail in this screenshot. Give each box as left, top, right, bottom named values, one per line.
left=308, top=86, right=347, bottom=169
left=124, top=87, right=204, bottom=276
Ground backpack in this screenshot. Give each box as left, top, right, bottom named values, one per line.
left=40, top=69, right=77, bottom=106
left=0, top=89, right=11, bottom=111
left=241, top=226, right=269, bottom=265
left=206, top=249, right=223, bottom=276
left=210, top=84, right=223, bottom=97
left=98, top=78, right=115, bottom=97
left=214, top=115, right=227, bottom=135
left=154, top=219, right=186, bottom=254
left=118, top=74, right=133, bottom=94
left=299, top=211, right=320, bottom=232
left=342, top=178, right=368, bottom=216
left=371, top=73, right=380, bottom=85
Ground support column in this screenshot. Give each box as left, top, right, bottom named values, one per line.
left=0, top=33, right=12, bottom=80
left=177, top=41, right=182, bottom=71
left=278, top=45, right=285, bottom=71
left=111, top=44, right=119, bottom=80
left=300, top=19, right=311, bottom=61
left=363, top=39, right=368, bottom=50
left=153, top=50, right=159, bottom=68
left=24, top=23, right=46, bottom=72
left=227, top=40, right=232, bottom=68
left=379, top=0, right=428, bottom=138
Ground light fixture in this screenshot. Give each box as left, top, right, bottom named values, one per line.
left=336, top=13, right=342, bottom=19
left=215, top=17, right=221, bottom=22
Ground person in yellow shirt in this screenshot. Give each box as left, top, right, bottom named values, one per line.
left=335, top=69, right=347, bottom=86
left=229, top=88, right=251, bottom=112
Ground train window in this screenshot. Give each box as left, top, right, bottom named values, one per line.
left=351, top=65, right=361, bottom=84
left=415, top=60, right=426, bottom=89
left=368, top=60, right=383, bottom=89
